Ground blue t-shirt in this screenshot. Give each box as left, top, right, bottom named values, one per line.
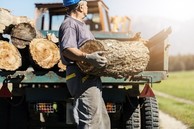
left=59, top=15, right=95, bottom=65
left=59, top=15, right=101, bottom=97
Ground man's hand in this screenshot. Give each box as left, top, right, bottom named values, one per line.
left=85, top=51, right=107, bottom=68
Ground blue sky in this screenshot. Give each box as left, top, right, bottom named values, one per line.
left=1, top=0, right=194, bottom=22
left=0, top=0, right=61, bottom=18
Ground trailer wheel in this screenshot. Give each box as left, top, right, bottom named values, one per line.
left=139, top=97, right=159, bottom=129
left=122, top=97, right=140, bottom=129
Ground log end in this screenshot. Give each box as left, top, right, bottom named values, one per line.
left=0, top=40, right=22, bottom=71
left=77, top=40, right=105, bottom=73
left=11, top=23, right=36, bottom=49
left=30, top=38, right=60, bottom=69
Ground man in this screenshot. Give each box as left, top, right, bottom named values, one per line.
left=59, top=0, right=111, bottom=129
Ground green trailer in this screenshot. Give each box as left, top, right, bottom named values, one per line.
left=0, top=1, right=172, bottom=129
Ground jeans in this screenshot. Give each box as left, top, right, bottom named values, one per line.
left=73, top=86, right=111, bottom=129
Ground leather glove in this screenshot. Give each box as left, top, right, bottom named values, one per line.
left=84, top=51, right=107, bottom=68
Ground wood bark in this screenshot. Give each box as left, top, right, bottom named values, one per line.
left=77, top=40, right=150, bottom=78
left=11, top=23, right=36, bottom=49
left=29, top=38, right=60, bottom=69
left=0, top=40, right=22, bottom=71
left=0, top=8, right=13, bottom=33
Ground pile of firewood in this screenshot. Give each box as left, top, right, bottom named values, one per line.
left=0, top=8, right=150, bottom=78
left=0, top=8, right=65, bottom=71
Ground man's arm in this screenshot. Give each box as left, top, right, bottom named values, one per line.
left=62, top=47, right=86, bottom=61
left=62, top=47, right=107, bottom=68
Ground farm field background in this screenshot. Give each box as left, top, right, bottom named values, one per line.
left=152, top=70, right=194, bottom=128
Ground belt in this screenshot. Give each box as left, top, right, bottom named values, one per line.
left=66, top=73, right=89, bottom=83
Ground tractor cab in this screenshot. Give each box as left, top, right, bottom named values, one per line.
left=35, top=0, right=112, bottom=36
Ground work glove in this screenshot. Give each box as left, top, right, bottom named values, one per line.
left=84, top=51, right=107, bottom=68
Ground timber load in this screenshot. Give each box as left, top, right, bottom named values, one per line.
left=0, top=40, right=22, bottom=71
left=77, top=40, right=150, bottom=78
left=0, top=8, right=62, bottom=71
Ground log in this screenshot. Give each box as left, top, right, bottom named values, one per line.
left=0, top=8, right=13, bottom=27
left=58, top=60, right=66, bottom=71
left=46, top=33, right=59, bottom=43
left=0, top=8, right=14, bottom=34
left=77, top=40, right=150, bottom=78
left=0, top=40, right=22, bottom=71
left=11, top=23, right=36, bottom=49
left=29, top=38, right=60, bottom=69
left=12, top=16, right=32, bottom=25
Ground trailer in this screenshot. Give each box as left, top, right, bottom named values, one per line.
left=0, top=0, right=172, bottom=129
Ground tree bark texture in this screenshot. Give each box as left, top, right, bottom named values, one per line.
left=29, top=38, right=60, bottom=69
left=77, top=40, right=150, bottom=78
left=0, top=40, right=22, bottom=71
left=11, top=23, right=36, bottom=49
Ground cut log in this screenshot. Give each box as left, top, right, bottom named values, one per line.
left=0, top=8, right=13, bottom=34
left=58, top=60, right=66, bottom=71
left=0, top=8, right=13, bottom=26
left=0, top=40, right=22, bottom=71
left=29, top=38, right=60, bottom=69
left=77, top=40, right=150, bottom=78
left=46, top=33, right=59, bottom=43
left=11, top=23, right=36, bottom=49
left=12, top=16, right=32, bottom=25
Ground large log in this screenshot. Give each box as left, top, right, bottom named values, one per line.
left=11, top=23, right=36, bottom=49
left=77, top=40, right=150, bottom=78
left=0, top=8, right=12, bottom=26
left=29, top=38, right=60, bottom=69
left=0, top=40, right=22, bottom=71
left=0, top=8, right=13, bottom=33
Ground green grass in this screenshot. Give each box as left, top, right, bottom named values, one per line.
left=157, top=96, right=194, bottom=128
left=151, top=70, right=194, bottom=128
left=153, top=70, right=194, bottom=101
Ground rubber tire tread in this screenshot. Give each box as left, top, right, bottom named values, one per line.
left=140, top=97, right=159, bottom=129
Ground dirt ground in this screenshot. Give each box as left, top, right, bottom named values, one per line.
left=159, top=110, right=188, bottom=129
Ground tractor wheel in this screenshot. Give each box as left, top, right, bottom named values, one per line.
left=122, top=97, right=140, bottom=129
left=139, top=97, right=159, bottom=129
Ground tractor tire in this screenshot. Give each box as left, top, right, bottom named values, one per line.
left=122, top=97, right=140, bottom=129
left=139, top=97, right=159, bottom=129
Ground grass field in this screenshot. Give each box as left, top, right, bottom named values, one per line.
left=152, top=70, right=194, bottom=128
left=153, top=70, right=194, bottom=101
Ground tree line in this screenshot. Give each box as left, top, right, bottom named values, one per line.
left=169, top=54, right=194, bottom=71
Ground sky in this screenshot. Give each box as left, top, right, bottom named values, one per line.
left=1, top=0, right=194, bottom=55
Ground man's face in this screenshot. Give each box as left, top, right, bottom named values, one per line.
left=81, top=1, right=88, bottom=18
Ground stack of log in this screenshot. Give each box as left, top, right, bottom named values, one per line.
left=0, top=8, right=64, bottom=71
left=0, top=8, right=149, bottom=78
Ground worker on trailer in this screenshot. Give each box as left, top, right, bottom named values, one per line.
left=59, top=0, right=111, bottom=128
